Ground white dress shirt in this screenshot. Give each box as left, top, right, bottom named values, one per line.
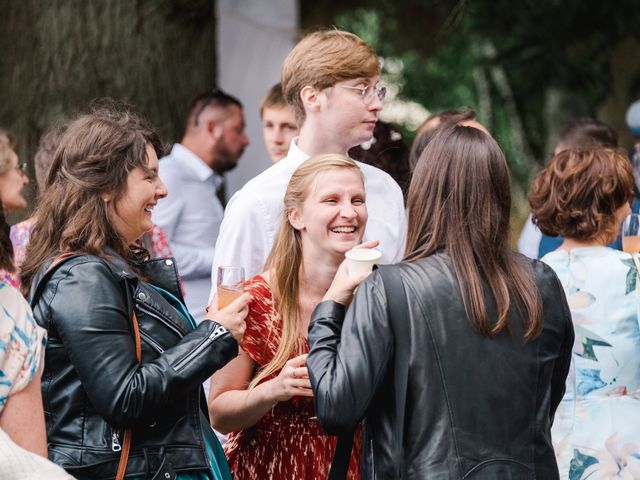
left=210, top=139, right=407, bottom=300
left=153, top=143, right=224, bottom=320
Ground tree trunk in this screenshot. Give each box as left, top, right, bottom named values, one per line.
left=0, top=0, right=216, bottom=218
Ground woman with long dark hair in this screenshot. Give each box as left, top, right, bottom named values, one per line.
left=307, top=124, right=575, bottom=479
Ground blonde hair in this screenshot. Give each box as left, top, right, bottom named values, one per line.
left=281, top=29, right=379, bottom=125
left=249, top=154, right=363, bottom=388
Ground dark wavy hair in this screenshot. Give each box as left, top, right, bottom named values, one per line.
left=530, top=148, right=634, bottom=242
left=405, top=124, right=543, bottom=341
left=21, top=104, right=164, bottom=296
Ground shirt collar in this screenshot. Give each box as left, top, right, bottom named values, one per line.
left=282, top=137, right=310, bottom=167
left=170, top=144, right=222, bottom=187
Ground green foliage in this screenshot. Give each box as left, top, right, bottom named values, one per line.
left=327, top=0, right=640, bottom=189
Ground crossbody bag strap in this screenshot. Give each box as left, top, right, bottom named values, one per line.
left=115, top=310, right=141, bottom=480
left=327, top=429, right=356, bottom=480
left=376, top=265, right=411, bottom=479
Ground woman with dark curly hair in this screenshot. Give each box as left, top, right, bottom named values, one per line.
left=530, top=148, right=640, bottom=479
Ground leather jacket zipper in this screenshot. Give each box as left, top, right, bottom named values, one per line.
left=139, top=329, right=165, bottom=353
left=172, top=325, right=228, bottom=372
left=111, top=430, right=122, bottom=452
left=136, top=302, right=185, bottom=338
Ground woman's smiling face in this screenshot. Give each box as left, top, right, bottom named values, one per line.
left=107, top=144, right=167, bottom=245
left=289, top=167, right=367, bottom=258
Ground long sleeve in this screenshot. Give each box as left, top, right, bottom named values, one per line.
left=306, top=273, right=393, bottom=435
left=42, top=260, right=237, bottom=427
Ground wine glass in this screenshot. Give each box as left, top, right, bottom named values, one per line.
left=217, top=266, right=245, bottom=309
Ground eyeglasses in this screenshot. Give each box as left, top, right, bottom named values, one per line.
left=338, top=84, right=387, bottom=104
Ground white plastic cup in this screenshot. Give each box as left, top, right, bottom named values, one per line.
left=345, top=248, right=382, bottom=277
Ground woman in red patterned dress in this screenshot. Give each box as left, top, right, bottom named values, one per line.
left=209, top=154, right=368, bottom=479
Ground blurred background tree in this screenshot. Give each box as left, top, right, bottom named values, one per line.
left=2, top=0, right=639, bottom=229
left=0, top=0, right=216, bottom=218
left=302, top=0, right=640, bottom=225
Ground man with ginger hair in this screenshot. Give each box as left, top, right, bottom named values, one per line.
left=260, top=83, right=299, bottom=163
left=210, top=29, right=407, bottom=284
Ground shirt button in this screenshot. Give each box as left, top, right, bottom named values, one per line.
left=165, top=259, right=173, bottom=266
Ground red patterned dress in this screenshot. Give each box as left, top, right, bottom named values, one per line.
left=224, top=275, right=361, bottom=479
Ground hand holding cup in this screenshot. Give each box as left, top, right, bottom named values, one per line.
left=324, top=240, right=380, bottom=306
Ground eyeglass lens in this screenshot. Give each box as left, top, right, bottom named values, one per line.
left=364, top=85, right=386, bottom=102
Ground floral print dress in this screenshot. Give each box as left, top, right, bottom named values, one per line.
left=224, top=275, right=361, bottom=480
left=543, top=247, right=640, bottom=479
left=0, top=279, right=46, bottom=411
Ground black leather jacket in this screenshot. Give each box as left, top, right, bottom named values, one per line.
left=29, top=250, right=238, bottom=479
left=308, top=254, right=574, bottom=479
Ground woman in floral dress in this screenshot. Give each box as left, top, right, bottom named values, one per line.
left=208, top=155, right=365, bottom=479
left=530, top=147, right=640, bottom=479
left=0, top=131, right=29, bottom=287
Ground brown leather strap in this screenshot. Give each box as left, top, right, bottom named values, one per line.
left=131, top=311, right=142, bottom=362
left=46, top=253, right=76, bottom=273
left=46, top=254, right=142, bottom=480
left=115, top=311, right=141, bottom=480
